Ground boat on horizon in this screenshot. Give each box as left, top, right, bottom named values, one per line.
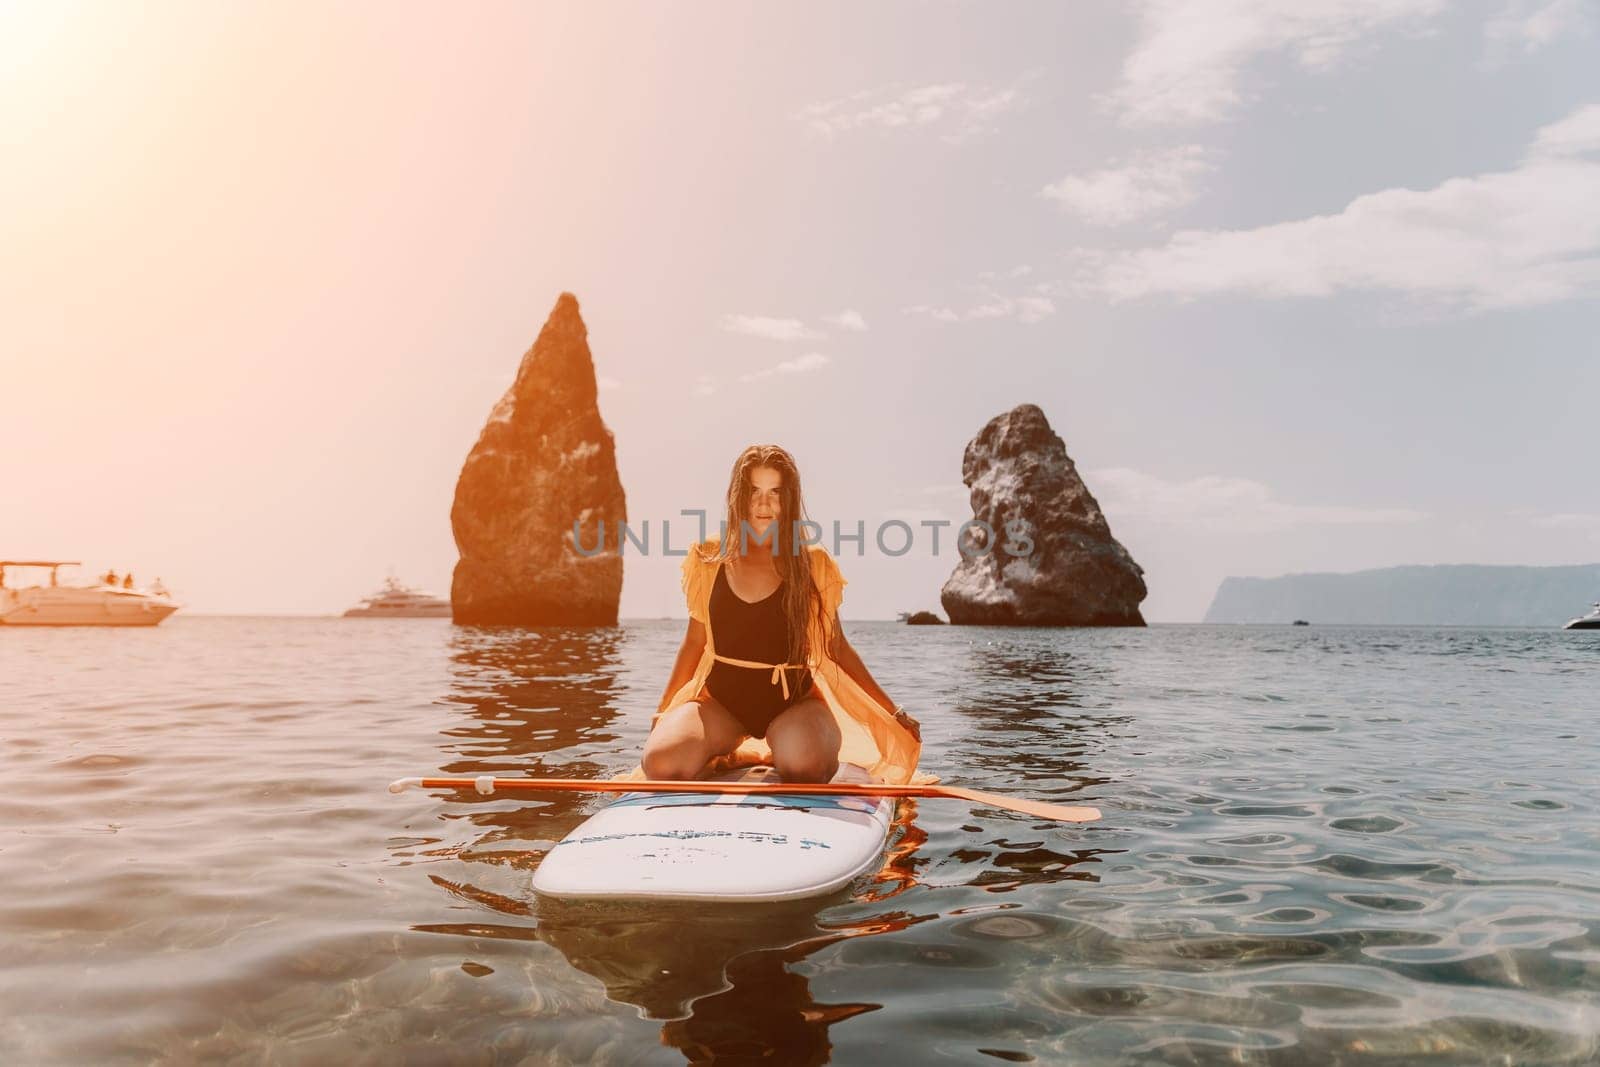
left=343, top=576, right=451, bottom=618
left=0, top=561, right=180, bottom=627
left=1563, top=601, right=1600, bottom=630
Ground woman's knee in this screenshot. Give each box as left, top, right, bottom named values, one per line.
left=642, top=699, right=742, bottom=780
left=773, top=747, right=838, bottom=783
left=641, top=742, right=699, bottom=780
left=768, top=702, right=841, bottom=783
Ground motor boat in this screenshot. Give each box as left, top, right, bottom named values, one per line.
left=343, top=575, right=451, bottom=618
left=0, top=561, right=180, bottom=627
left=1564, top=601, right=1600, bottom=630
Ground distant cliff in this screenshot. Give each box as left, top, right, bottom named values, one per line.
left=1204, top=564, right=1600, bottom=626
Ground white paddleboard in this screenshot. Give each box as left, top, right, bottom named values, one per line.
left=531, top=763, right=894, bottom=902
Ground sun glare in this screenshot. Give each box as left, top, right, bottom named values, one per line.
left=0, top=2, right=81, bottom=83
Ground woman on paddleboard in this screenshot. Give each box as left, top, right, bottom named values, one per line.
left=643, top=444, right=923, bottom=784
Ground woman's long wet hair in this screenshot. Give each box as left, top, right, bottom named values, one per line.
left=698, top=444, right=834, bottom=667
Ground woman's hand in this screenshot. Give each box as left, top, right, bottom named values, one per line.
left=891, top=705, right=922, bottom=742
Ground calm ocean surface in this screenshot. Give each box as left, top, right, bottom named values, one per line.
left=4, top=618, right=1597, bottom=1065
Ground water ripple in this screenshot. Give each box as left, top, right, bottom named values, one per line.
left=1, top=620, right=1596, bottom=1063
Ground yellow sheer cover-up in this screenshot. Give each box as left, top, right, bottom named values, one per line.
left=620, top=536, right=932, bottom=786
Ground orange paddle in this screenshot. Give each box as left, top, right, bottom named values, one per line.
left=389, top=775, right=1102, bottom=823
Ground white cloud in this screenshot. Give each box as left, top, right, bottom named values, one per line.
left=1485, top=0, right=1593, bottom=58
left=904, top=304, right=961, bottom=323
left=1089, top=467, right=1428, bottom=534
left=1078, top=104, right=1600, bottom=311
left=1528, top=102, right=1600, bottom=158
left=737, top=352, right=831, bottom=383
left=905, top=283, right=1058, bottom=325
left=978, top=296, right=1055, bottom=323
left=692, top=374, right=717, bottom=397
left=977, top=265, right=1037, bottom=281
left=1110, top=0, right=1445, bottom=126
left=1042, top=145, right=1216, bottom=225
left=718, top=314, right=822, bottom=342
left=1528, top=511, right=1600, bottom=531
left=798, top=81, right=1024, bottom=142
left=822, top=309, right=868, bottom=331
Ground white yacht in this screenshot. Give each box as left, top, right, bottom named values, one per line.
left=1564, top=601, right=1600, bottom=630
left=343, top=576, right=451, bottom=618
left=0, top=561, right=180, bottom=627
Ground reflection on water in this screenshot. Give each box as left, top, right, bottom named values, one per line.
left=952, top=631, right=1119, bottom=807
left=432, top=626, right=629, bottom=849
left=963, top=634, right=1109, bottom=712
left=442, top=625, right=627, bottom=775
left=415, top=624, right=931, bottom=1061
left=416, top=896, right=926, bottom=1064
left=5, top=620, right=1598, bottom=1064
left=403, top=625, right=1137, bottom=1061
left=543, top=898, right=897, bottom=1017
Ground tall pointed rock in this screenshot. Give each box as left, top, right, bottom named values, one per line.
left=941, top=404, right=1146, bottom=626
left=451, top=292, right=625, bottom=625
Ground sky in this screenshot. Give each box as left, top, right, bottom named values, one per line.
left=3, top=0, right=1597, bottom=621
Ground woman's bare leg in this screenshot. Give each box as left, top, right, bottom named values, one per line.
left=765, top=698, right=841, bottom=783
left=641, top=695, right=747, bottom=780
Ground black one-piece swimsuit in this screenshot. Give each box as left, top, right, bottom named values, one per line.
left=705, top=563, right=814, bottom=739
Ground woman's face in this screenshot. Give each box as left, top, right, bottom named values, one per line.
left=747, top=465, right=783, bottom=538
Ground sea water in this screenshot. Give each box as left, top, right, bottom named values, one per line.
left=3, top=619, right=1596, bottom=1064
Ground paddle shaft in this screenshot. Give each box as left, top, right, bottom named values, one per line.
left=389, top=775, right=1101, bottom=823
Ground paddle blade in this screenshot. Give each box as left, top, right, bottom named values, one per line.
left=938, top=786, right=1101, bottom=823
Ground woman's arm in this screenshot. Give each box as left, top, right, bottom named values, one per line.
left=657, top=617, right=708, bottom=711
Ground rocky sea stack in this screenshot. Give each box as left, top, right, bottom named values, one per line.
left=450, top=292, right=626, bottom=626
left=941, top=404, right=1146, bottom=626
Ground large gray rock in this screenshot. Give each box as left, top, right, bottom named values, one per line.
left=941, top=404, right=1146, bottom=626
left=451, top=292, right=625, bottom=625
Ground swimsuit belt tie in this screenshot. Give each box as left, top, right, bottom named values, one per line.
left=711, top=653, right=805, bottom=701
